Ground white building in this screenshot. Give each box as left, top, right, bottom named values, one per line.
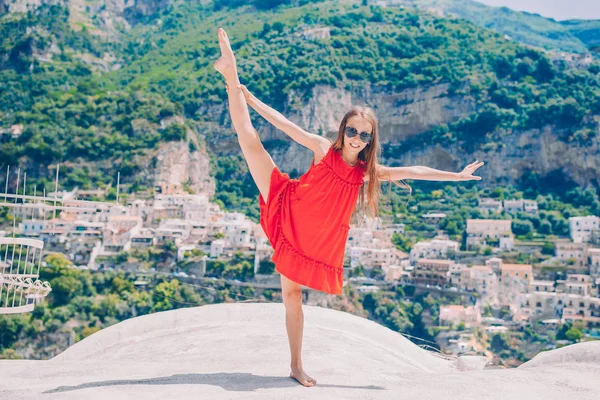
left=409, top=239, right=459, bottom=264
left=499, top=234, right=514, bottom=251
left=349, top=246, right=405, bottom=270
left=478, top=198, right=503, bottom=214
left=504, top=199, right=538, bottom=214
left=466, top=219, right=513, bottom=249
left=413, top=259, right=454, bottom=286
left=101, top=215, right=143, bottom=253
left=211, top=239, right=225, bottom=258
left=555, top=242, right=588, bottom=270
left=528, top=280, right=555, bottom=293
left=19, top=219, right=48, bottom=236
left=520, top=292, right=600, bottom=326
left=589, top=248, right=600, bottom=276
left=347, top=223, right=408, bottom=269
left=558, top=274, right=593, bottom=297
left=439, top=305, right=481, bottom=327
left=422, top=213, right=446, bottom=224
left=495, top=261, right=533, bottom=310
left=569, top=216, right=600, bottom=244
left=461, top=265, right=498, bottom=303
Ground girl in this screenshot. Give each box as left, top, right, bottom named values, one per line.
left=213, top=28, right=483, bottom=387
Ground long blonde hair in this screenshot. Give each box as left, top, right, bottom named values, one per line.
left=331, top=106, right=411, bottom=222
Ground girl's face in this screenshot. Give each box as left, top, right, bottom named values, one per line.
left=343, top=115, right=373, bottom=156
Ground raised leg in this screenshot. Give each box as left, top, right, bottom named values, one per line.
left=213, top=28, right=275, bottom=203
left=280, top=273, right=317, bottom=387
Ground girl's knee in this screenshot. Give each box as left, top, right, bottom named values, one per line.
left=282, top=288, right=302, bottom=305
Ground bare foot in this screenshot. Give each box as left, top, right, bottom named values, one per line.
left=213, top=28, right=237, bottom=82
left=290, top=367, right=317, bottom=387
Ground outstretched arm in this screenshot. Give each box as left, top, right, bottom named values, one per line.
left=378, top=161, right=484, bottom=182
left=237, top=84, right=330, bottom=154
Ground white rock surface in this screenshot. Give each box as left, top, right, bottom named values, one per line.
left=0, top=303, right=599, bottom=399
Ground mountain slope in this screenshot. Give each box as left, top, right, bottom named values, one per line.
left=0, top=0, right=599, bottom=211
left=389, top=0, right=598, bottom=53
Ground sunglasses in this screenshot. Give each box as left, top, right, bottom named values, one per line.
left=344, top=126, right=373, bottom=144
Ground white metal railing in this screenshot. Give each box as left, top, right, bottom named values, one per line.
left=0, top=237, right=51, bottom=314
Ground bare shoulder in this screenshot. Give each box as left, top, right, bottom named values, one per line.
left=312, top=136, right=333, bottom=164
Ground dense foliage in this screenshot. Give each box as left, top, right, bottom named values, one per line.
left=1, top=1, right=599, bottom=202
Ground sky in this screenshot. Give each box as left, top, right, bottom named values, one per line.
left=474, top=0, right=600, bottom=21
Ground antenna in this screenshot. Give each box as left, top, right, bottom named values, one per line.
left=4, top=165, right=9, bottom=203
left=13, top=168, right=20, bottom=238
left=53, top=164, right=59, bottom=235
left=116, top=171, right=120, bottom=205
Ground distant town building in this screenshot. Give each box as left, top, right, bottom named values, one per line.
left=555, top=242, right=589, bottom=272
left=347, top=222, right=407, bottom=269
left=503, top=199, right=538, bottom=214
left=211, top=239, right=225, bottom=258
left=439, top=305, right=481, bottom=327
left=520, top=292, right=600, bottom=326
left=569, top=216, right=600, bottom=244
left=299, top=26, right=331, bottom=41
left=478, top=198, right=503, bottom=214
left=461, top=265, right=498, bottom=303
left=495, top=260, right=533, bottom=308
left=102, top=215, right=143, bottom=254
left=466, top=219, right=513, bottom=250
left=413, top=259, right=454, bottom=286
left=528, top=280, right=555, bottom=293
left=556, top=274, right=593, bottom=297
left=409, top=239, right=459, bottom=264
left=421, top=213, right=446, bottom=225
left=589, top=248, right=600, bottom=277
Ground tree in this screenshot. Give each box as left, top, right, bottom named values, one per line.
left=541, top=242, right=554, bottom=255
left=490, top=333, right=509, bottom=352
left=111, top=276, right=135, bottom=294
left=45, top=253, right=71, bottom=269
left=512, top=220, right=533, bottom=236
left=538, top=220, right=552, bottom=234
left=50, top=276, right=83, bottom=306
left=565, top=325, right=584, bottom=342
left=152, top=280, right=183, bottom=312
left=258, top=259, right=275, bottom=274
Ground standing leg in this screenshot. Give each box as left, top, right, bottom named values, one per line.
left=280, top=273, right=317, bottom=387
left=213, top=28, right=275, bottom=202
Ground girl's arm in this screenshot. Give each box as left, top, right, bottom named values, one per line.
left=237, top=84, right=330, bottom=154
left=377, top=161, right=484, bottom=182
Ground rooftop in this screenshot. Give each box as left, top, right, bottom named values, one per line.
left=1, top=303, right=599, bottom=399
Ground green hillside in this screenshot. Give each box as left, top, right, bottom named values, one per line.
left=561, top=19, right=600, bottom=52
left=0, top=0, right=599, bottom=213
left=393, top=0, right=599, bottom=53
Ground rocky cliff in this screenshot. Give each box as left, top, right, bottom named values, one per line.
left=205, top=82, right=599, bottom=189
left=0, top=0, right=170, bottom=28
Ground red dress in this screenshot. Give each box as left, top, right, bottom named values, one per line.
left=259, top=145, right=366, bottom=295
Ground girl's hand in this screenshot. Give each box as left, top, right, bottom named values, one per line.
left=457, top=160, right=484, bottom=181
left=238, top=84, right=253, bottom=103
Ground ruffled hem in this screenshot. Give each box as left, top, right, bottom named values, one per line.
left=259, top=166, right=344, bottom=295
left=273, top=216, right=344, bottom=295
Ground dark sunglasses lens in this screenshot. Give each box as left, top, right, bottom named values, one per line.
left=360, top=133, right=372, bottom=143
left=345, top=127, right=357, bottom=137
